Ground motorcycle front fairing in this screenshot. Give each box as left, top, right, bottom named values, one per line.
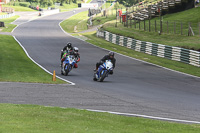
left=96, top=65, right=106, bottom=79
left=96, top=63, right=111, bottom=79
left=62, top=55, right=76, bottom=72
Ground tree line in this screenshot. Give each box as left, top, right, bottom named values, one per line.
left=117, top=0, right=139, bottom=7
left=10, top=0, right=82, bottom=7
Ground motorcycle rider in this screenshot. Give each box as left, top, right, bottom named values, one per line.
left=60, top=42, right=73, bottom=59
left=73, top=47, right=80, bottom=68
left=95, top=51, right=116, bottom=74
left=61, top=46, right=80, bottom=68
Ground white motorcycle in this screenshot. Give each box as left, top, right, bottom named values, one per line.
left=93, top=60, right=113, bottom=82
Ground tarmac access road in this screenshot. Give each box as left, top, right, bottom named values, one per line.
left=1, top=7, right=200, bottom=124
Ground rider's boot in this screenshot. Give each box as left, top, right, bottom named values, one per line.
left=94, top=67, right=98, bottom=73
left=74, top=63, right=78, bottom=68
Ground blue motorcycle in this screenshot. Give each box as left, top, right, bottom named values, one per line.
left=61, top=55, right=76, bottom=76
left=93, top=60, right=113, bottom=82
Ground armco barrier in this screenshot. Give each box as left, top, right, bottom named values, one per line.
left=0, top=13, right=15, bottom=19
left=96, top=29, right=200, bottom=67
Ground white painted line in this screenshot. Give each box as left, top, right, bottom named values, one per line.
left=86, top=109, right=200, bottom=124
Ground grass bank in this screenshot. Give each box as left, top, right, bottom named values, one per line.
left=2, top=5, right=36, bottom=11
left=0, top=11, right=66, bottom=83
left=57, top=3, right=79, bottom=12
left=0, top=15, right=19, bottom=32
left=96, top=7, right=200, bottom=51
left=60, top=10, right=89, bottom=33
left=0, top=103, right=199, bottom=133
left=77, top=31, right=200, bottom=77
left=0, top=34, right=66, bottom=84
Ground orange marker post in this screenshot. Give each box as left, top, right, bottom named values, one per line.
left=52, top=70, right=56, bottom=81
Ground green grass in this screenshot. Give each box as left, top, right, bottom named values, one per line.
left=60, top=10, right=89, bottom=33
left=0, top=12, right=7, bottom=15
left=0, top=7, right=66, bottom=83
left=102, top=20, right=200, bottom=51
left=56, top=3, right=79, bottom=12
left=2, top=5, right=36, bottom=11
left=0, top=103, right=200, bottom=133
left=132, top=7, right=200, bottom=38
left=0, top=34, right=66, bottom=84
left=86, top=0, right=93, bottom=3
left=0, top=15, right=19, bottom=32
left=93, top=14, right=116, bottom=25
left=76, top=31, right=200, bottom=77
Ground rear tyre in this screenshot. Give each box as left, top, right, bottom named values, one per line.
left=93, top=77, right=97, bottom=81
left=61, top=70, right=64, bottom=75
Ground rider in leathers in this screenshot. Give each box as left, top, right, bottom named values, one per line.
left=95, top=51, right=116, bottom=74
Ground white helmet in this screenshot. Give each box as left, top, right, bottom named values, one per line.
left=74, top=47, right=79, bottom=53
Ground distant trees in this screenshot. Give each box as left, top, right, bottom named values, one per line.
left=24, top=0, right=79, bottom=7
left=117, top=0, right=142, bottom=7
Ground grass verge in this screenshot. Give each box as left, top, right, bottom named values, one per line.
left=2, top=5, right=36, bottom=11
left=96, top=7, right=200, bottom=51
left=57, top=3, right=79, bottom=12
left=0, top=34, right=66, bottom=84
left=102, top=21, right=200, bottom=50
left=60, top=10, right=89, bottom=33
left=0, top=15, right=20, bottom=32
left=75, top=31, right=200, bottom=77
left=0, top=103, right=200, bottom=133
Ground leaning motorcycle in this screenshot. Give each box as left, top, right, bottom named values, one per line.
left=93, top=60, right=113, bottom=82
left=61, top=55, right=76, bottom=76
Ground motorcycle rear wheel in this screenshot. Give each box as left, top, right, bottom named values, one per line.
left=93, top=77, right=97, bottom=81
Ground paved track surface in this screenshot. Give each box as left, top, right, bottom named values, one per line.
left=1, top=6, right=200, bottom=123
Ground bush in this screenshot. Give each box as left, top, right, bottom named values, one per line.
left=13, top=2, right=20, bottom=6
left=19, top=2, right=30, bottom=7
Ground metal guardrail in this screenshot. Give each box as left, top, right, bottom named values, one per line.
left=0, top=13, right=15, bottom=19
left=96, top=29, right=200, bottom=67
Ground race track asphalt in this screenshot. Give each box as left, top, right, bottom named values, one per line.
left=1, top=7, right=200, bottom=123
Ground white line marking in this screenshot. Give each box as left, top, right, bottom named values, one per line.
left=86, top=109, right=200, bottom=124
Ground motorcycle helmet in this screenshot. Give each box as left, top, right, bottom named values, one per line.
left=74, top=47, right=79, bottom=53
left=108, top=51, right=114, bottom=58
left=67, top=42, right=72, bottom=48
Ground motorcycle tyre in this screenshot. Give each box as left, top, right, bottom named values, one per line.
left=99, top=70, right=107, bottom=82
left=93, top=76, right=97, bottom=81
left=61, top=70, right=64, bottom=75
left=61, top=65, right=64, bottom=75
left=64, top=64, right=70, bottom=76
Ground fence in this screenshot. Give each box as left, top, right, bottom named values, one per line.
left=119, top=16, right=200, bottom=36
left=96, top=29, right=200, bottom=67
left=0, top=13, right=15, bottom=19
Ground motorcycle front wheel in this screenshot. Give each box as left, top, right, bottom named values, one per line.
left=64, top=64, right=70, bottom=76
left=99, top=70, right=107, bottom=82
